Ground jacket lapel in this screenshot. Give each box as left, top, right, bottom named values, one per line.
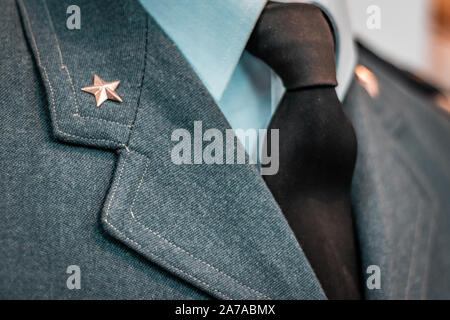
left=18, top=0, right=325, bottom=299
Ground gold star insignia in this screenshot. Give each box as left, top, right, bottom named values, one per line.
left=81, top=74, right=123, bottom=107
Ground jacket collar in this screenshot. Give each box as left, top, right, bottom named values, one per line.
left=139, top=0, right=267, bottom=102
left=18, top=0, right=325, bottom=299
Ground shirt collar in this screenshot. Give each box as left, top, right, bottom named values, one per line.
left=139, top=0, right=356, bottom=102
left=139, top=0, right=267, bottom=102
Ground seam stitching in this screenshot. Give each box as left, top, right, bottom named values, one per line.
left=128, top=154, right=272, bottom=300
left=104, top=152, right=231, bottom=300
left=129, top=163, right=148, bottom=219
left=125, top=15, right=149, bottom=146
left=72, top=114, right=131, bottom=127
left=102, top=218, right=231, bottom=299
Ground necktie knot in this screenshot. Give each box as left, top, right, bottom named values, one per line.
left=247, top=2, right=337, bottom=90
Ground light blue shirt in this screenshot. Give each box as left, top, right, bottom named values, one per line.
left=139, top=0, right=356, bottom=160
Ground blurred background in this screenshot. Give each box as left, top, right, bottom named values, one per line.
left=347, top=0, right=450, bottom=112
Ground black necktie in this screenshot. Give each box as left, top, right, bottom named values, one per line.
left=247, top=3, right=362, bottom=299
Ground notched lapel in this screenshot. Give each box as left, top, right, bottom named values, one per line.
left=18, top=0, right=325, bottom=300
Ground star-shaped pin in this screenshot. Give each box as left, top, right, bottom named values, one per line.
left=81, top=74, right=123, bottom=107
